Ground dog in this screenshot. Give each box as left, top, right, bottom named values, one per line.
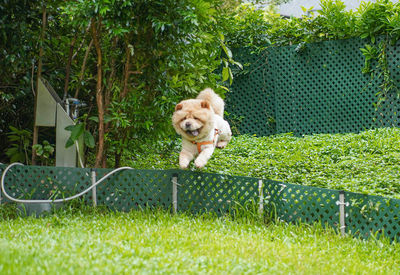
left=172, top=88, right=232, bottom=169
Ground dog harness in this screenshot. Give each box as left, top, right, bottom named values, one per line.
left=192, top=129, right=220, bottom=153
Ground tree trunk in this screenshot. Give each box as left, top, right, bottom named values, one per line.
left=74, top=39, right=93, bottom=99
left=91, top=18, right=105, bottom=168
left=63, top=35, right=77, bottom=102
left=120, top=38, right=131, bottom=100
left=32, top=3, right=47, bottom=165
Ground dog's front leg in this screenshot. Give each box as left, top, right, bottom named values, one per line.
left=179, top=149, right=195, bottom=169
left=194, top=147, right=215, bottom=169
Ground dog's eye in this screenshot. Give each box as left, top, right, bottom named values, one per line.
left=194, top=116, right=204, bottom=123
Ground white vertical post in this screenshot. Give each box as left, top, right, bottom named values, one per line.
left=91, top=170, right=97, bottom=207
left=258, top=179, right=264, bottom=218
left=338, top=191, right=347, bottom=236
left=172, top=174, right=178, bottom=214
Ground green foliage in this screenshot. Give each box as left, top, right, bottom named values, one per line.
left=126, top=128, right=400, bottom=199
left=32, top=140, right=54, bottom=166
left=356, top=0, right=397, bottom=44
left=0, top=1, right=43, bottom=160
left=360, top=43, right=379, bottom=74
left=226, top=0, right=400, bottom=49
left=360, top=40, right=398, bottom=107
left=5, top=126, right=32, bottom=164
left=65, top=122, right=94, bottom=149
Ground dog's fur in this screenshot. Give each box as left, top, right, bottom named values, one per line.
left=172, top=88, right=232, bottom=169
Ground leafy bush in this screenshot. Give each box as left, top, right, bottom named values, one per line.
left=226, top=0, right=400, bottom=50
left=126, top=128, right=400, bottom=199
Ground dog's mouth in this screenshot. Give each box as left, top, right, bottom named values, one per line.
left=185, top=128, right=201, bottom=137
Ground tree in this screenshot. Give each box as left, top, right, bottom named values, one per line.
left=61, top=0, right=233, bottom=167
left=1, top=0, right=240, bottom=167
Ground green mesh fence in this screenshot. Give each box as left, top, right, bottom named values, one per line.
left=94, top=168, right=173, bottom=211
left=1, top=164, right=399, bottom=242
left=264, top=180, right=340, bottom=229
left=226, top=38, right=400, bottom=136
left=345, top=191, right=400, bottom=240
left=0, top=165, right=93, bottom=203
left=177, top=171, right=259, bottom=215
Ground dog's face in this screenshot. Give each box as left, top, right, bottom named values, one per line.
left=172, top=99, right=214, bottom=141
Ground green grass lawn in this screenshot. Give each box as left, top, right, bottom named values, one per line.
left=0, top=207, right=399, bottom=274
left=128, top=128, right=400, bottom=199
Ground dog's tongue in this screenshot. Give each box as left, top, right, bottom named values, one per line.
left=191, top=130, right=199, bottom=136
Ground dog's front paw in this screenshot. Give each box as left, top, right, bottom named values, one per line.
left=179, top=151, right=193, bottom=169
left=194, top=158, right=207, bottom=169
left=216, top=140, right=228, bottom=149
left=179, top=159, right=190, bottom=169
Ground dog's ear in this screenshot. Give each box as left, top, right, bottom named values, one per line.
left=175, top=104, right=183, bottom=111
left=201, top=101, right=210, bottom=109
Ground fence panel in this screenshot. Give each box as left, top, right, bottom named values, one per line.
left=264, top=180, right=340, bottom=229
left=228, top=38, right=400, bottom=136
left=0, top=164, right=92, bottom=203
left=95, top=168, right=173, bottom=212
left=177, top=170, right=259, bottom=215
left=345, top=191, right=400, bottom=242
left=225, top=48, right=276, bottom=136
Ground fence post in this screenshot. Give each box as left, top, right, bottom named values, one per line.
left=258, top=179, right=264, bottom=218
left=172, top=173, right=178, bottom=214
left=91, top=169, right=97, bottom=207
left=336, top=191, right=348, bottom=236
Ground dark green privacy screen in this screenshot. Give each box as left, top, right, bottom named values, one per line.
left=1, top=164, right=399, bottom=242
left=226, top=38, right=400, bottom=136
left=177, top=171, right=259, bottom=215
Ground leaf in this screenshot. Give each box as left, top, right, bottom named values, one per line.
left=8, top=126, right=19, bottom=133
left=218, top=32, right=225, bottom=42
left=65, top=137, right=75, bottom=148
left=221, top=43, right=232, bottom=60
left=84, top=130, right=95, bottom=148
left=70, top=124, right=85, bottom=141
left=44, top=145, right=54, bottom=154
left=233, top=61, right=243, bottom=70
left=104, top=114, right=113, bottom=124
left=5, top=147, right=18, bottom=157
left=35, top=146, right=44, bottom=156
left=65, top=125, right=75, bottom=131
left=10, top=152, right=24, bottom=163
left=89, top=116, right=99, bottom=123
left=222, top=67, right=229, bottom=82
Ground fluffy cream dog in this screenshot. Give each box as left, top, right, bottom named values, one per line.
left=172, top=88, right=232, bottom=169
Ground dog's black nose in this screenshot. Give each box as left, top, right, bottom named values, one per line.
left=185, top=122, right=191, bottom=128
